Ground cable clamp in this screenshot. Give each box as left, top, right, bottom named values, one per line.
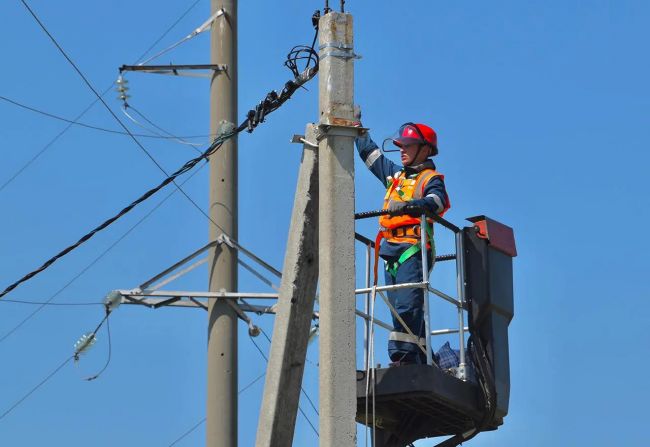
left=104, top=291, right=122, bottom=311
left=317, top=120, right=367, bottom=138
left=217, top=234, right=235, bottom=249
left=319, top=42, right=353, bottom=51
left=215, top=120, right=235, bottom=138
left=320, top=50, right=361, bottom=61
left=319, top=42, right=361, bottom=61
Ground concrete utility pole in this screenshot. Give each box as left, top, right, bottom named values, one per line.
left=207, top=1, right=238, bottom=447
left=318, top=12, right=357, bottom=447
left=255, top=124, right=320, bottom=447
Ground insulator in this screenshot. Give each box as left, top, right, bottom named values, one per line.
left=104, top=291, right=122, bottom=312
left=73, top=332, right=96, bottom=357
left=116, top=75, right=130, bottom=102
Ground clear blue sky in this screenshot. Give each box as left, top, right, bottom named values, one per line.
left=0, top=1, right=648, bottom=446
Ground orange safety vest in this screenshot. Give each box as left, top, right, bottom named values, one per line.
left=379, top=169, right=450, bottom=244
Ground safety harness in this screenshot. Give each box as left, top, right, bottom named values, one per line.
left=384, top=224, right=435, bottom=278
left=372, top=167, right=445, bottom=285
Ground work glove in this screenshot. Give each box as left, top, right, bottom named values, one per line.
left=403, top=199, right=428, bottom=217
left=353, top=104, right=363, bottom=128
left=387, top=201, right=408, bottom=215
left=353, top=105, right=372, bottom=150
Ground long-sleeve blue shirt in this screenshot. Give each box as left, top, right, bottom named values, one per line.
left=356, top=133, right=450, bottom=258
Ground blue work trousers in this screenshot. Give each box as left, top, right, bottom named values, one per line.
left=384, top=251, right=433, bottom=364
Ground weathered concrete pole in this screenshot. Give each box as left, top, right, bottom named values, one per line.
left=317, top=11, right=357, bottom=447
left=255, top=125, right=320, bottom=447
left=207, top=1, right=238, bottom=446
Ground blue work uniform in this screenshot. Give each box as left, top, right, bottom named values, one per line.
left=356, top=133, right=450, bottom=363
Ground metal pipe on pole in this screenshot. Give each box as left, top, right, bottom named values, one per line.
left=318, top=11, right=357, bottom=447
left=207, top=1, right=238, bottom=446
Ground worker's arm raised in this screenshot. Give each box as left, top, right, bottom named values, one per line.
left=355, top=132, right=400, bottom=182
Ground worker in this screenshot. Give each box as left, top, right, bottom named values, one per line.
left=355, top=117, right=450, bottom=365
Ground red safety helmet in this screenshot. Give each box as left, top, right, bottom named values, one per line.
left=383, top=122, right=439, bottom=156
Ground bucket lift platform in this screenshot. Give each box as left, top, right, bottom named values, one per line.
left=354, top=215, right=516, bottom=447
left=356, top=364, right=493, bottom=445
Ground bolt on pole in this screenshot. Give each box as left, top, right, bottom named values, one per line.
left=207, top=1, right=238, bottom=447
left=318, top=11, right=357, bottom=447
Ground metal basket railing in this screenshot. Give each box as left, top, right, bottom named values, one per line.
left=355, top=209, right=468, bottom=379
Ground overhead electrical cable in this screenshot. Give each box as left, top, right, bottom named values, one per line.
left=18, top=0, right=197, bottom=183
left=259, top=327, right=319, bottom=417
left=0, top=0, right=204, bottom=194
left=121, top=104, right=205, bottom=151
left=0, top=95, right=209, bottom=141
left=0, top=86, right=112, bottom=195
left=249, top=331, right=319, bottom=438
left=0, top=164, right=207, bottom=343
left=0, top=355, right=73, bottom=422
left=0, top=310, right=111, bottom=421
left=1, top=299, right=104, bottom=306
left=166, top=418, right=206, bottom=447
left=134, top=0, right=203, bottom=65
left=80, top=308, right=113, bottom=381
left=165, top=371, right=266, bottom=447
left=1, top=7, right=319, bottom=300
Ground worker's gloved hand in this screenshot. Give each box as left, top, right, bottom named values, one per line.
left=387, top=201, right=408, bottom=215
left=353, top=104, right=368, bottom=152
left=353, top=104, right=362, bottom=124
left=403, top=199, right=427, bottom=217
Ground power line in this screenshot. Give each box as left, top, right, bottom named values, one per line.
left=0, top=85, right=112, bottom=195
left=0, top=95, right=209, bottom=140
left=249, top=332, right=319, bottom=438
left=1, top=8, right=317, bottom=299
left=165, top=371, right=266, bottom=447
left=0, top=134, right=226, bottom=300
left=19, top=0, right=198, bottom=195
left=0, top=0, right=204, bottom=194
left=17, top=0, right=237, bottom=285
left=167, top=418, right=206, bottom=447
left=259, top=328, right=320, bottom=417
left=134, top=0, right=202, bottom=65
left=0, top=355, right=73, bottom=422
left=0, top=310, right=111, bottom=422
left=122, top=103, right=205, bottom=151
left=82, top=311, right=112, bottom=381
left=0, top=299, right=103, bottom=306
left=0, top=162, right=206, bottom=344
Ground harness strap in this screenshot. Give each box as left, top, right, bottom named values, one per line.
left=386, top=243, right=421, bottom=277
left=384, top=221, right=435, bottom=278
left=373, top=231, right=384, bottom=286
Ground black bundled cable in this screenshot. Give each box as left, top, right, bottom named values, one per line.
left=0, top=13, right=320, bottom=300
left=0, top=133, right=230, bottom=300
left=284, top=10, right=320, bottom=79
left=246, top=11, right=319, bottom=133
